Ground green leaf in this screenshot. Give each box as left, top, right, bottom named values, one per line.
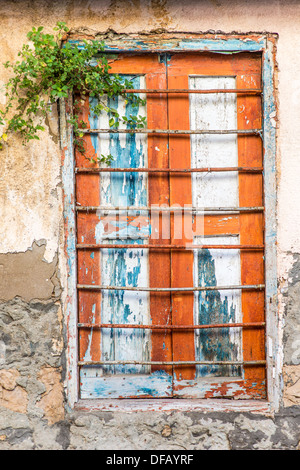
left=0, top=22, right=146, bottom=155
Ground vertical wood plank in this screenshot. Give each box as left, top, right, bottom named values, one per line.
left=147, top=68, right=173, bottom=378
left=79, top=55, right=173, bottom=397
left=237, top=64, right=266, bottom=393
left=189, top=75, right=242, bottom=378
left=168, top=69, right=195, bottom=384
left=168, top=52, right=265, bottom=398
left=75, top=95, right=102, bottom=366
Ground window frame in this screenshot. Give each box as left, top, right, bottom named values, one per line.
left=60, top=34, right=278, bottom=413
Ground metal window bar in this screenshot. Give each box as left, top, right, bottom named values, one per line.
left=75, top=166, right=264, bottom=173
left=79, top=128, right=262, bottom=136
left=76, top=205, right=264, bottom=213
left=77, top=284, right=265, bottom=292
left=76, top=244, right=264, bottom=250
left=79, top=360, right=266, bottom=366
left=78, top=321, right=265, bottom=330
left=121, top=88, right=262, bottom=95
left=76, top=87, right=265, bottom=374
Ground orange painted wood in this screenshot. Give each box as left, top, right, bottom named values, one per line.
left=77, top=52, right=265, bottom=399
left=167, top=52, right=265, bottom=398
left=75, top=94, right=102, bottom=364
left=237, top=69, right=266, bottom=395
left=146, top=71, right=173, bottom=376
left=77, top=55, right=173, bottom=395
left=108, top=55, right=172, bottom=386
left=168, top=73, right=195, bottom=383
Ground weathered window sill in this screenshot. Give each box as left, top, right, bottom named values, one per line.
left=74, top=399, right=273, bottom=415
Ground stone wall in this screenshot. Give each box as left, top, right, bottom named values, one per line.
left=0, top=0, right=299, bottom=449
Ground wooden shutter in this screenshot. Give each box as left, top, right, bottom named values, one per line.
left=76, top=52, right=266, bottom=400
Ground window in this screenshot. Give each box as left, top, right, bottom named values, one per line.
left=62, top=37, right=277, bottom=408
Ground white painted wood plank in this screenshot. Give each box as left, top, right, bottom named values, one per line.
left=190, top=75, right=238, bottom=208
left=190, top=76, right=242, bottom=379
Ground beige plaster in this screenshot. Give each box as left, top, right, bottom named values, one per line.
left=0, top=241, right=57, bottom=301
left=0, top=0, right=298, bottom=270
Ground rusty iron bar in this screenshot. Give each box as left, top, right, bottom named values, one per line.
left=76, top=205, right=264, bottom=213
left=122, top=88, right=262, bottom=95
left=77, top=284, right=265, bottom=292
left=78, top=321, right=266, bottom=330
left=79, top=128, right=262, bottom=136
left=78, top=360, right=266, bottom=366
left=78, top=234, right=239, bottom=240
left=76, top=243, right=264, bottom=250
left=75, top=166, right=264, bottom=174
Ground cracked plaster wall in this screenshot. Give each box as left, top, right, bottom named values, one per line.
left=0, top=0, right=299, bottom=450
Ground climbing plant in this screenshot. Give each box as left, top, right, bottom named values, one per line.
left=0, top=22, right=146, bottom=163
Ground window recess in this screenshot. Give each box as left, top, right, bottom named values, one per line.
left=74, top=52, right=266, bottom=400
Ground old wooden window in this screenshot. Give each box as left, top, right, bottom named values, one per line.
left=74, top=51, right=267, bottom=400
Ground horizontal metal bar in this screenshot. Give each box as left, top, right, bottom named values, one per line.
left=77, top=284, right=265, bottom=292
left=79, top=360, right=266, bottom=366
left=75, top=166, right=264, bottom=174
left=122, top=88, right=262, bottom=95
left=76, top=244, right=264, bottom=250
left=76, top=205, right=264, bottom=213
left=81, top=234, right=239, bottom=241
left=78, top=321, right=266, bottom=330
left=79, top=128, right=262, bottom=136
left=100, top=47, right=266, bottom=54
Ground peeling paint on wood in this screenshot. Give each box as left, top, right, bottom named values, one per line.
left=69, top=35, right=266, bottom=54
left=80, top=75, right=152, bottom=393
left=190, top=75, right=242, bottom=379
left=80, top=370, right=172, bottom=399
left=62, top=36, right=277, bottom=407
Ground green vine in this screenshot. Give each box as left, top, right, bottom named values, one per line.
left=0, top=22, right=146, bottom=163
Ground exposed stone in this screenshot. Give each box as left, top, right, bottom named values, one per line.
left=0, top=297, right=62, bottom=370
left=283, top=365, right=300, bottom=406
left=0, top=369, right=19, bottom=391
left=0, top=369, right=28, bottom=414
left=36, top=367, right=64, bottom=426
left=283, top=254, right=300, bottom=365
left=4, top=427, right=33, bottom=448
left=161, top=424, right=172, bottom=437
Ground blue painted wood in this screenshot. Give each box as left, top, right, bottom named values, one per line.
left=189, top=75, right=241, bottom=379
left=195, top=248, right=241, bottom=378
left=62, top=37, right=278, bottom=404
left=69, top=37, right=266, bottom=53
left=100, top=240, right=149, bottom=376
left=80, top=370, right=172, bottom=399
left=80, top=75, right=153, bottom=396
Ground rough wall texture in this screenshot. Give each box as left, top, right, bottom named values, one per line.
left=0, top=0, right=300, bottom=449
